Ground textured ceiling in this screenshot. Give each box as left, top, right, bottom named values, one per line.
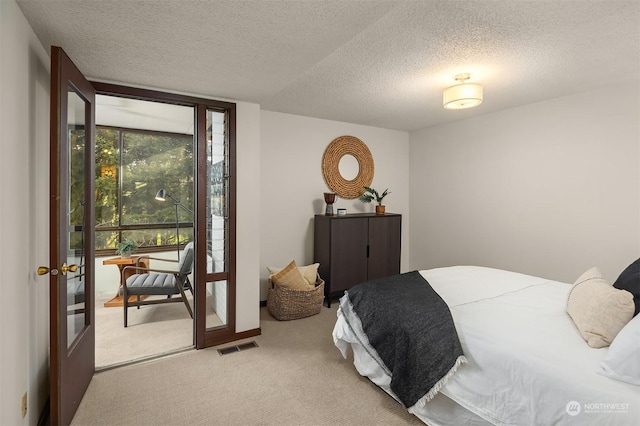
left=16, top=0, right=640, bottom=132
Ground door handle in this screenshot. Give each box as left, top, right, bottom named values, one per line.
left=37, top=263, right=77, bottom=276
left=37, top=266, right=59, bottom=276
left=60, top=263, right=78, bottom=275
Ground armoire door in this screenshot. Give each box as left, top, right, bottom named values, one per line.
left=331, top=218, right=368, bottom=292
left=368, top=215, right=402, bottom=280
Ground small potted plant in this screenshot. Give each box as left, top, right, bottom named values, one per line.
left=116, top=239, right=138, bottom=258
left=359, top=186, right=391, bottom=214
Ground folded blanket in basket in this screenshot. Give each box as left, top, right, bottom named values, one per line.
left=340, top=271, right=466, bottom=410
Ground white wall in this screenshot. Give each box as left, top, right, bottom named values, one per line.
left=259, top=111, right=410, bottom=300
left=0, top=1, right=51, bottom=424
left=235, top=101, right=261, bottom=331
left=409, top=83, right=640, bottom=284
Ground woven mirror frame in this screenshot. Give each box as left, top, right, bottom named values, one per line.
left=322, top=135, right=374, bottom=199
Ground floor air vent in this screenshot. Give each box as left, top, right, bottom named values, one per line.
left=218, top=341, right=259, bottom=355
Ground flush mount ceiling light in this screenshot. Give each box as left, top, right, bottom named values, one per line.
left=443, top=73, right=483, bottom=110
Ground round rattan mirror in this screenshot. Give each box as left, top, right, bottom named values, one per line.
left=322, top=135, right=374, bottom=199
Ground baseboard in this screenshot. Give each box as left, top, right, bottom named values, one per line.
left=233, top=328, right=262, bottom=342
left=203, top=327, right=261, bottom=347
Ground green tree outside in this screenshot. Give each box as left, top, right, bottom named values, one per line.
left=70, top=126, right=194, bottom=252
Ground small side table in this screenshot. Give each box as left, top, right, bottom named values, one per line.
left=102, top=256, right=149, bottom=307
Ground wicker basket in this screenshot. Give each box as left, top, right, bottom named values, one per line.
left=267, top=275, right=325, bottom=320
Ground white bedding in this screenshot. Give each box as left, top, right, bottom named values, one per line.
left=333, top=266, right=640, bottom=426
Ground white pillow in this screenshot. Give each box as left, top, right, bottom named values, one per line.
left=598, top=314, right=640, bottom=385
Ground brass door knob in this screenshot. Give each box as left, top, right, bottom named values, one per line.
left=37, top=264, right=77, bottom=276
left=60, top=263, right=78, bottom=275
left=37, top=266, right=59, bottom=276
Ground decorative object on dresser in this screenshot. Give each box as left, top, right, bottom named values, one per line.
left=323, top=192, right=336, bottom=216
left=314, top=213, right=401, bottom=307
left=358, top=186, right=391, bottom=215
left=321, top=135, right=374, bottom=199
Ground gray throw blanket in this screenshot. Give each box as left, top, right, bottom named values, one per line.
left=342, top=271, right=466, bottom=409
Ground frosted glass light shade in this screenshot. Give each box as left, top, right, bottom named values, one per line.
left=443, top=82, right=483, bottom=109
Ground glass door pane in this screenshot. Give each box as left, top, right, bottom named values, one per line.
left=67, top=87, right=87, bottom=348
left=206, top=110, right=227, bottom=274
left=206, top=280, right=228, bottom=328
left=206, top=109, right=228, bottom=329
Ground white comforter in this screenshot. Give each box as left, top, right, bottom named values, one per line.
left=333, top=266, right=640, bottom=426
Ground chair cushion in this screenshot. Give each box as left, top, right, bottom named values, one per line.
left=126, top=273, right=179, bottom=296
left=178, top=242, right=194, bottom=274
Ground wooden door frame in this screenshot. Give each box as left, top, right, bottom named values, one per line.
left=90, top=82, right=242, bottom=348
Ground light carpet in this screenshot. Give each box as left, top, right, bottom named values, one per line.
left=73, top=305, right=423, bottom=425
left=95, top=294, right=221, bottom=368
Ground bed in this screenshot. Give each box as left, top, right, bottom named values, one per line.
left=333, top=266, right=640, bottom=426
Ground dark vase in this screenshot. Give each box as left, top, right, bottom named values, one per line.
left=324, top=192, right=336, bottom=215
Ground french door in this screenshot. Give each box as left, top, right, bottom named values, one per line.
left=48, top=46, right=96, bottom=426
left=47, top=46, right=238, bottom=425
